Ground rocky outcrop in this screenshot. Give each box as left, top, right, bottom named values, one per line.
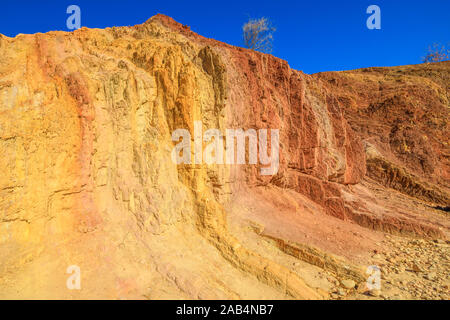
left=0, top=14, right=448, bottom=299
left=314, top=63, right=450, bottom=202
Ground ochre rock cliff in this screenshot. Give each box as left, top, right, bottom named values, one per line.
left=0, top=14, right=448, bottom=299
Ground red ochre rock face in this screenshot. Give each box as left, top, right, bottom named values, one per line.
left=0, top=14, right=448, bottom=299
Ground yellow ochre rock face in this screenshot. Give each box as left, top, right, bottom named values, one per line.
left=0, top=14, right=448, bottom=299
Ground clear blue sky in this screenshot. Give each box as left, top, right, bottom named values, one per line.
left=1, top=0, right=449, bottom=74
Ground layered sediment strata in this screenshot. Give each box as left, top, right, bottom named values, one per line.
left=0, top=14, right=448, bottom=299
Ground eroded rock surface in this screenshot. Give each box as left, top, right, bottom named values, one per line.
left=0, top=14, right=448, bottom=299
